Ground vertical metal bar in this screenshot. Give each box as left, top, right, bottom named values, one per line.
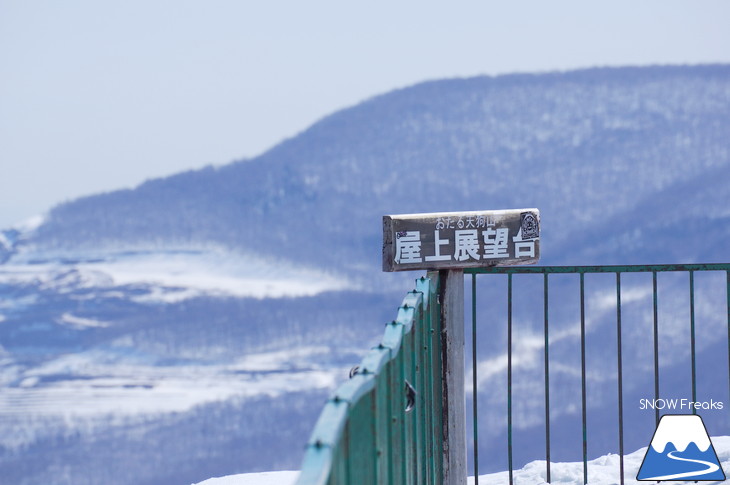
left=616, top=272, right=625, bottom=485
left=544, top=273, right=551, bottom=483
left=407, top=315, right=415, bottom=485
left=472, top=273, right=479, bottom=485
left=426, top=284, right=436, bottom=485
left=417, top=303, right=427, bottom=484
left=508, top=273, right=514, bottom=485
left=387, top=358, right=395, bottom=485
left=440, top=269, right=467, bottom=485
left=727, top=270, right=730, bottom=413
left=344, top=422, right=352, bottom=485
left=431, top=272, right=444, bottom=484
left=690, top=270, right=697, bottom=412
left=400, top=335, right=408, bottom=485
left=580, top=272, right=588, bottom=485
left=652, top=271, right=660, bottom=427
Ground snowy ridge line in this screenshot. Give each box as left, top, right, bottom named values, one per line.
left=0, top=247, right=354, bottom=301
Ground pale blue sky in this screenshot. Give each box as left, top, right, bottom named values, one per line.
left=1, top=1, right=729, bottom=228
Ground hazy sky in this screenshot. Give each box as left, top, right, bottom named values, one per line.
left=1, top=1, right=729, bottom=228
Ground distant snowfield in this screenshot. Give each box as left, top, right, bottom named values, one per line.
left=0, top=345, right=344, bottom=449
left=0, top=245, right=359, bottom=454
left=0, top=247, right=353, bottom=301
left=194, top=437, right=730, bottom=485
left=1, top=345, right=339, bottom=417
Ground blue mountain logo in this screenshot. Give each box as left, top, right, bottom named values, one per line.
left=637, top=414, right=726, bottom=481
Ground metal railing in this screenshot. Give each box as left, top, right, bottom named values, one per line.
left=466, top=263, right=730, bottom=485
left=296, top=263, right=730, bottom=485
left=295, top=273, right=443, bottom=485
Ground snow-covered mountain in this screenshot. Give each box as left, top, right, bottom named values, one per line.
left=1, top=65, right=729, bottom=485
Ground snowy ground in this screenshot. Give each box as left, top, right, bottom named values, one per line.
left=467, top=436, right=730, bottom=484
left=194, top=471, right=300, bottom=485
left=194, top=436, right=730, bottom=485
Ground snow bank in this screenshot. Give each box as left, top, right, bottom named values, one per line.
left=193, top=470, right=299, bottom=485
left=197, top=437, right=730, bottom=485
left=468, top=436, right=730, bottom=485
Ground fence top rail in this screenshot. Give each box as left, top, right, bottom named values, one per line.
left=465, top=263, right=730, bottom=275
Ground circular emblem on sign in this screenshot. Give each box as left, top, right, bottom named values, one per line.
left=520, top=212, right=539, bottom=239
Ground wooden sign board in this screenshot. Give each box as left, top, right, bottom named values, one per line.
left=382, top=208, right=540, bottom=272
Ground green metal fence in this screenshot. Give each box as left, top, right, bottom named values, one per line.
left=296, top=263, right=730, bottom=485
left=295, top=273, right=444, bottom=485
left=466, top=263, right=730, bottom=485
